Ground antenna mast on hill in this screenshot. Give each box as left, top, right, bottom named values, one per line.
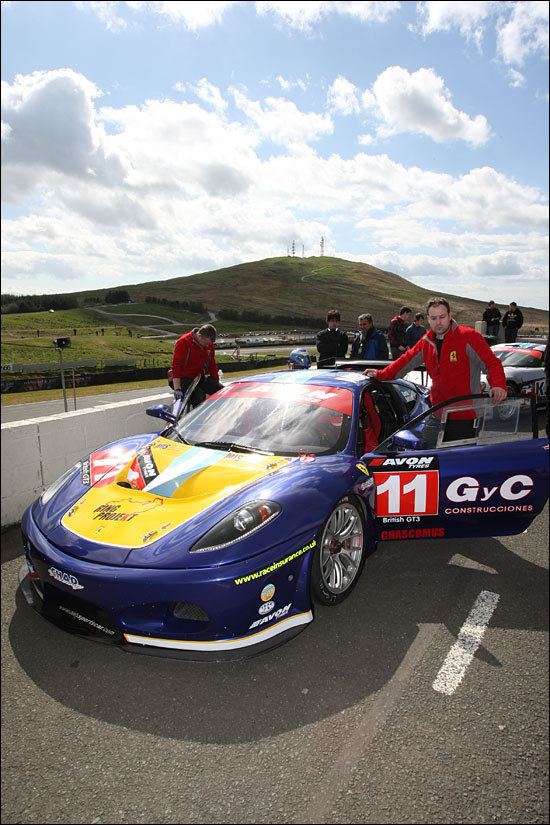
left=291, top=240, right=296, bottom=256
left=320, top=236, right=325, bottom=256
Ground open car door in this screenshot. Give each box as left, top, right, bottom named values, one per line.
left=361, top=393, right=548, bottom=542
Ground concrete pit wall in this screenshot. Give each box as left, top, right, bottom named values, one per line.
left=1, top=391, right=172, bottom=528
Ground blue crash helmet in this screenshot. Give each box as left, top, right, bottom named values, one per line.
left=288, top=348, right=312, bottom=369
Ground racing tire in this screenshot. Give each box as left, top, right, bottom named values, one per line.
left=311, top=496, right=367, bottom=606
left=495, top=383, right=520, bottom=422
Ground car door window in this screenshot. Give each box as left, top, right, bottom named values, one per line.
left=375, top=394, right=538, bottom=453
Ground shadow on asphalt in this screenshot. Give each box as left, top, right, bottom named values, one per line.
left=5, top=525, right=548, bottom=745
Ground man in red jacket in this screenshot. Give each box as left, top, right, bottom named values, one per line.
left=364, top=297, right=507, bottom=443
left=171, top=324, right=223, bottom=409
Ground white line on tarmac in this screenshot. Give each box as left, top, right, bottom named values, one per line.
left=432, top=589, right=500, bottom=696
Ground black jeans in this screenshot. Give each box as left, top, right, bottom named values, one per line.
left=181, top=375, right=224, bottom=408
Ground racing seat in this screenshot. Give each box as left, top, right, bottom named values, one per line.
left=369, top=386, right=399, bottom=442
left=361, top=392, right=381, bottom=452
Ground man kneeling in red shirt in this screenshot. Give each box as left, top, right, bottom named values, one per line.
left=171, top=324, right=223, bottom=409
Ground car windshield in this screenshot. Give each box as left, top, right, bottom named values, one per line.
left=167, top=381, right=354, bottom=456
left=493, top=349, right=542, bottom=368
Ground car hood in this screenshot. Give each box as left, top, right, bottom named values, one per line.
left=59, top=437, right=292, bottom=553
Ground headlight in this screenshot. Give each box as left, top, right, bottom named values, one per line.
left=191, top=500, right=281, bottom=552
left=40, top=463, right=81, bottom=506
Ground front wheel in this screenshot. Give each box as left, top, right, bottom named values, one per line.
left=311, top=496, right=367, bottom=606
left=495, top=383, right=520, bottom=422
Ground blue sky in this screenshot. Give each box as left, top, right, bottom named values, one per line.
left=1, top=1, right=548, bottom=310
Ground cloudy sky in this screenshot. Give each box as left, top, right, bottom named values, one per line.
left=1, top=1, right=548, bottom=309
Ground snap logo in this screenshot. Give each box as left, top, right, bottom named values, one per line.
left=48, top=567, right=84, bottom=590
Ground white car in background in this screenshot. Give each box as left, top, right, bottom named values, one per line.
left=479, top=343, right=547, bottom=405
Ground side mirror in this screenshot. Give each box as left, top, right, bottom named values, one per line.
left=391, top=430, right=421, bottom=450
left=146, top=404, right=176, bottom=424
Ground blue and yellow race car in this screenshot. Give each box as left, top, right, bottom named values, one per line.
left=19, top=369, right=548, bottom=659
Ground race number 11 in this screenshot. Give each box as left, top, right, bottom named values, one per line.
left=375, top=471, right=439, bottom=517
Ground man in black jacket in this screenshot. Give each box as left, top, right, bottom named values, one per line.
left=482, top=300, right=501, bottom=338
left=502, top=302, right=524, bottom=343
left=388, top=306, right=412, bottom=360
left=316, top=309, right=349, bottom=368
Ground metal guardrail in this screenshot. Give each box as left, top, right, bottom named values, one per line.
left=2, top=359, right=97, bottom=372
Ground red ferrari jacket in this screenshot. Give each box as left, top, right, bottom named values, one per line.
left=171, top=329, right=219, bottom=382
left=373, top=318, right=506, bottom=408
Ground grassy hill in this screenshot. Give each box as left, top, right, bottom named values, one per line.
left=75, top=256, right=548, bottom=332
left=2, top=257, right=548, bottom=370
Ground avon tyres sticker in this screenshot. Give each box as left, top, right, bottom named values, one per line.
left=127, top=447, right=160, bottom=490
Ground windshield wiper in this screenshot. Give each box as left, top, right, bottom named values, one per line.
left=194, top=440, right=274, bottom=455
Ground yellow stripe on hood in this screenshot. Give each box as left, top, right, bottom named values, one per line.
left=62, top=440, right=290, bottom=548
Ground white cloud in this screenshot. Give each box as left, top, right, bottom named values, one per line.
left=143, top=0, right=239, bottom=31
left=342, top=247, right=548, bottom=308
left=276, top=76, right=309, bottom=92
left=256, top=1, right=400, bottom=30
left=507, top=68, right=526, bottom=88
left=1, top=68, right=547, bottom=309
left=177, top=78, right=228, bottom=114
left=362, top=66, right=491, bottom=146
left=78, top=1, right=239, bottom=32
left=230, top=88, right=333, bottom=152
left=327, top=76, right=361, bottom=116
left=418, top=1, right=549, bottom=68
left=79, top=0, right=402, bottom=33
left=74, top=1, right=129, bottom=33
left=417, top=1, right=495, bottom=46
left=1, top=69, right=126, bottom=202
left=496, top=0, right=549, bottom=67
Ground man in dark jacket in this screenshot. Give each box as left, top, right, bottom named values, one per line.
left=482, top=301, right=501, bottom=337
left=388, top=306, right=412, bottom=360
left=316, top=309, right=349, bottom=368
left=502, top=302, right=524, bottom=343
left=350, top=313, right=388, bottom=360
left=406, top=313, right=427, bottom=347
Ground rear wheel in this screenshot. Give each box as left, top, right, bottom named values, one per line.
left=311, top=496, right=367, bottom=606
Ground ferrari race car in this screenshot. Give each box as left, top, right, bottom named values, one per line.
left=480, top=342, right=547, bottom=405
left=20, top=370, right=549, bottom=660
